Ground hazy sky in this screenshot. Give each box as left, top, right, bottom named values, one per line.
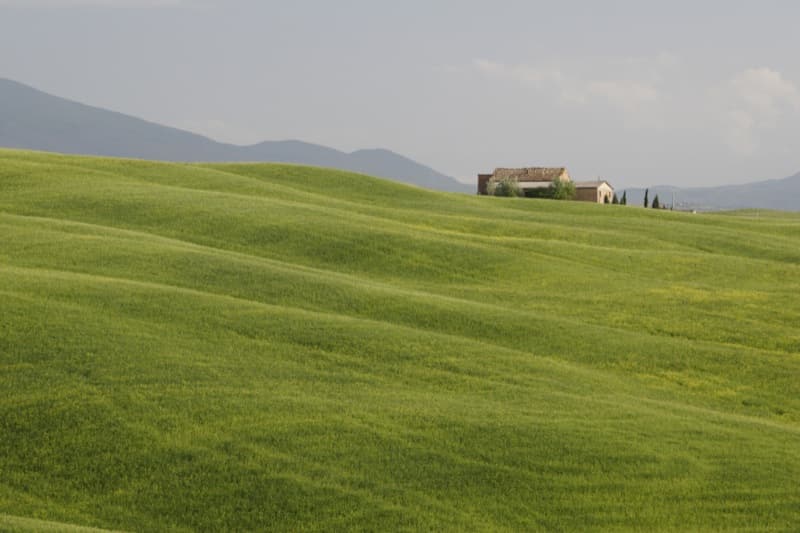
left=1, top=0, right=799, bottom=187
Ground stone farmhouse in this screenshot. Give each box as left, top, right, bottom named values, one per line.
left=477, top=167, right=614, bottom=203
left=478, top=167, right=571, bottom=196
left=575, top=180, right=614, bottom=203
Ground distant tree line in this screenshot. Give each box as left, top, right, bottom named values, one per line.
left=610, top=191, right=628, bottom=204
left=643, top=188, right=668, bottom=209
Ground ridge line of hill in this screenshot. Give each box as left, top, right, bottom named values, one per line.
left=11, top=197, right=791, bottom=273
left=8, top=151, right=799, bottom=265
left=4, top=238, right=796, bottom=361
left=6, top=161, right=800, bottom=307
left=9, top=202, right=796, bottom=290
left=8, top=157, right=794, bottom=273
left=0, top=80, right=472, bottom=193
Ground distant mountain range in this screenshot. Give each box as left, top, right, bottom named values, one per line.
left=0, top=78, right=471, bottom=193
left=620, top=173, right=800, bottom=212
left=4, top=77, right=799, bottom=208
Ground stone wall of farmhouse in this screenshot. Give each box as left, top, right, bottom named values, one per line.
left=477, top=174, right=492, bottom=195
left=575, top=188, right=599, bottom=202
left=576, top=184, right=614, bottom=203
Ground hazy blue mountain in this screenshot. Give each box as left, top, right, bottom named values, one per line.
left=618, top=173, right=800, bottom=212
left=0, top=78, right=471, bottom=193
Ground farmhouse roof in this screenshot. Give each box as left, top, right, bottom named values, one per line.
left=492, top=167, right=567, bottom=182
left=575, top=180, right=613, bottom=189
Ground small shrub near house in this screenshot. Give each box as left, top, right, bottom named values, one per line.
left=486, top=176, right=522, bottom=197
left=549, top=177, right=576, bottom=200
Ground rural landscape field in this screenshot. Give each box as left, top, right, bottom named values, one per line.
left=1, top=149, right=799, bottom=531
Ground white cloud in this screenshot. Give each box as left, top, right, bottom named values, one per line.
left=655, top=51, right=681, bottom=69
left=730, top=67, right=800, bottom=116
left=723, top=109, right=759, bottom=156
left=469, top=57, right=800, bottom=157
left=585, top=80, right=659, bottom=110
left=719, top=67, right=800, bottom=156
left=471, top=57, right=660, bottom=115
left=472, top=58, right=564, bottom=89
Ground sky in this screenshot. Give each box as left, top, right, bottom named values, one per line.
left=1, top=0, right=799, bottom=188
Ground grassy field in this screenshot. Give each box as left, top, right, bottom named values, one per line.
left=0, top=149, right=799, bottom=531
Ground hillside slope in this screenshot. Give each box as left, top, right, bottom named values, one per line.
left=0, top=78, right=471, bottom=192
left=1, top=150, right=799, bottom=531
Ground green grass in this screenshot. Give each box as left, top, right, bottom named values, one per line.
left=1, top=149, right=799, bottom=531
left=0, top=513, right=119, bottom=532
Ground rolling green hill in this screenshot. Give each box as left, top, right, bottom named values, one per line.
left=1, top=149, right=799, bottom=531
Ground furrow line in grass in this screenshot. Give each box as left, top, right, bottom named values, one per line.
left=5, top=209, right=798, bottom=318
left=1, top=215, right=797, bottom=361
left=0, top=262, right=598, bottom=364
left=0, top=212, right=658, bottom=302
left=628, top=395, right=800, bottom=436
left=1, top=210, right=660, bottom=308
left=0, top=210, right=505, bottom=292
left=0, top=261, right=673, bottom=389
left=0, top=263, right=637, bottom=401
left=0, top=275, right=625, bottom=419
left=0, top=215, right=789, bottom=367
left=4, top=262, right=800, bottom=433
left=476, top=199, right=800, bottom=260
left=237, top=468, right=499, bottom=532
left=0, top=513, right=123, bottom=532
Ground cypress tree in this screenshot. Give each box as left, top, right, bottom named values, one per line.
left=652, top=194, right=660, bottom=209
left=612, top=193, right=619, bottom=204
left=644, top=189, right=649, bottom=208
left=621, top=191, right=627, bottom=205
